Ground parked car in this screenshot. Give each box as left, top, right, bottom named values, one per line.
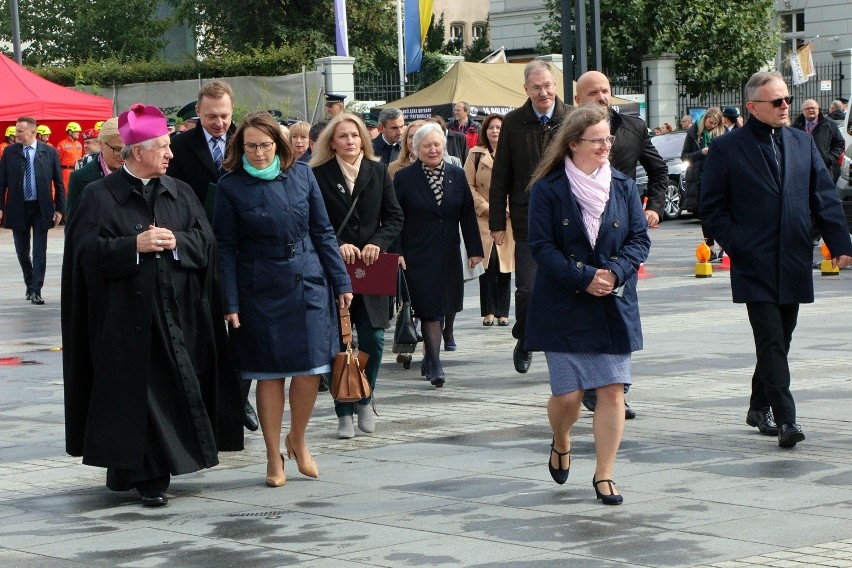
left=635, top=131, right=689, bottom=219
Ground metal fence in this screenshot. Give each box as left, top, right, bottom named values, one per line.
left=354, top=69, right=423, bottom=104
left=607, top=70, right=645, bottom=97
left=677, top=61, right=844, bottom=118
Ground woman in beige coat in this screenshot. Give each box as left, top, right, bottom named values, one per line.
left=463, top=113, right=515, bottom=326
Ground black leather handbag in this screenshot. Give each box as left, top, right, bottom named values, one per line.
left=392, top=269, right=418, bottom=354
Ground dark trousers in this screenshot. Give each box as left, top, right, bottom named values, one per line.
left=746, top=302, right=799, bottom=425
left=13, top=201, right=49, bottom=295
left=336, top=294, right=383, bottom=417
left=479, top=246, right=511, bottom=318
left=512, top=240, right=537, bottom=349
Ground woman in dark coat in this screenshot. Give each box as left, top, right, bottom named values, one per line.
left=214, top=112, right=353, bottom=487
left=311, top=113, right=404, bottom=439
left=393, top=122, right=483, bottom=387
left=681, top=107, right=724, bottom=259
left=526, top=105, right=650, bottom=505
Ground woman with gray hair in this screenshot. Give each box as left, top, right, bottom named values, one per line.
left=393, top=122, right=483, bottom=387
left=65, top=117, right=125, bottom=221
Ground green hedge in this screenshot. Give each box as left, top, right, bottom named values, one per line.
left=31, top=45, right=311, bottom=87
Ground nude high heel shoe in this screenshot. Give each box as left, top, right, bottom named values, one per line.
left=285, top=435, right=318, bottom=478
left=265, top=453, right=286, bottom=487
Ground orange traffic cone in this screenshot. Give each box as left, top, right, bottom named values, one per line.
left=718, top=253, right=730, bottom=270
left=637, top=263, right=653, bottom=279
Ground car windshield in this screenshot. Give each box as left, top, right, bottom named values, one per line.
left=650, top=133, right=686, bottom=160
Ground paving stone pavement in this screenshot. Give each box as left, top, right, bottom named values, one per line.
left=1, top=220, right=851, bottom=567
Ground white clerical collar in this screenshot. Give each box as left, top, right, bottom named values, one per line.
left=123, top=165, right=153, bottom=185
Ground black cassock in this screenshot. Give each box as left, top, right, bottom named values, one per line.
left=62, top=168, right=243, bottom=491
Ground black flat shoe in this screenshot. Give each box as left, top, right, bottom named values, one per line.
left=444, top=339, right=457, bottom=351
left=548, top=438, right=570, bottom=485
left=141, top=491, right=168, bottom=507
left=497, top=318, right=509, bottom=326
left=513, top=340, right=532, bottom=373
left=243, top=400, right=259, bottom=431
left=746, top=407, right=779, bottom=436
left=778, top=422, right=805, bottom=447
left=429, top=375, right=445, bottom=387
left=625, top=403, right=636, bottom=420
left=483, top=317, right=495, bottom=326
left=30, top=293, right=44, bottom=305
left=593, top=476, right=623, bottom=505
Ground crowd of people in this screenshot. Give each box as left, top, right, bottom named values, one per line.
left=2, top=63, right=851, bottom=510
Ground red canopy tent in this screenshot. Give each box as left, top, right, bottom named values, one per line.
left=0, top=53, right=114, bottom=145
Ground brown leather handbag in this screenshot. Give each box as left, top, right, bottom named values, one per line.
left=331, top=306, right=371, bottom=403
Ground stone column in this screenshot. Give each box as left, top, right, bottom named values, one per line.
left=314, top=56, right=356, bottom=101
left=641, top=54, right=678, bottom=129
left=831, top=49, right=852, bottom=102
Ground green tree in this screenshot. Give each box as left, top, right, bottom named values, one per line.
left=169, top=0, right=397, bottom=72
left=463, top=19, right=492, bottom=62
left=536, top=0, right=780, bottom=94
left=0, top=0, right=171, bottom=65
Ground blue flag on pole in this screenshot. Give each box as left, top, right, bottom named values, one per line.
left=334, top=0, right=349, bottom=57
left=404, top=0, right=432, bottom=73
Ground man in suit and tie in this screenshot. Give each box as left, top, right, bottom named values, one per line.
left=166, top=80, right=259, bottom=433
left=702, top=71, right=852, bottom=448
left=0, top=117, right=65, bottom=305
left=167, top=80, right=236, bottom=220
left=372, top=108, right=404, bottom=165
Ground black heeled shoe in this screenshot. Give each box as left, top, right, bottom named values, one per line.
left=548, top=438, right=570, bottom=485
left=593, top=476, right=623, bottom=505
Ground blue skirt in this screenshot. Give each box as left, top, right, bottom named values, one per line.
left=545, top=351, right=632, bottom=396
left=241, top=364, right=331, bottom=380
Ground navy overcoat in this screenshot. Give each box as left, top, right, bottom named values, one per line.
left=525, top=168, right=650, bottom=354
left=394, top=160, right=484, bottom=318
left=214, top=163, right=352, bottom=373
left=701, top=118, right=852, bottom=304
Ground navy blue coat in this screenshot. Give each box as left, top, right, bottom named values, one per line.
left=214, top=163, right=352, bottom=373
left=701, top=118, right=852, bottom=304
left=525, top=168, right=650, bottom=354
left=394, top=161, right=484, bottom=318
left=0, top=141, right=65, bottom=229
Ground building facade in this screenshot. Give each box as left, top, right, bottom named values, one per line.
left=432, top=0, right=491, bottom=49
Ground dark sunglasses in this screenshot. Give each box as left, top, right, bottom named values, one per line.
left=751, top=96, right=793, bottom=108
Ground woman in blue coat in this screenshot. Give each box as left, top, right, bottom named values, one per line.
left=394, top=122, right=483, bottom=387
left=526, top=105, right=650, bottom=505
left=214, top=112, right=353, bottom=488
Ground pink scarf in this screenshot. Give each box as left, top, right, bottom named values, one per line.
left=564, top=156, right=611, bottom=247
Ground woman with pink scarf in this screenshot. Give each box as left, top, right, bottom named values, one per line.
left=525, top=105, right=650, bottom=505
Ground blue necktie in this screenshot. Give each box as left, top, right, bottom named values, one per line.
left=540, top=115, right=549, bottom=124
left=24, top=147, right=35, bottom=201
left=211, top=137, right=224, bottom=177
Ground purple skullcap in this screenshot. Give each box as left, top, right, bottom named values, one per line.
left=118, top=103, right=169, bottom=145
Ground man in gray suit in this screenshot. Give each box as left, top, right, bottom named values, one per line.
left=0, top=116, right=65, bottom=305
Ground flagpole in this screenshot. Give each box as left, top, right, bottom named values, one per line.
left=397, top=0, right=406, bottom=98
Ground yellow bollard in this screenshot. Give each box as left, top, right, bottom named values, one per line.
left=820, top=242, right=840, bottom=276
left=695, top=242, right=713, bottom=278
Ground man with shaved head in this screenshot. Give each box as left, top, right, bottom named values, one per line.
left=573, top=70, right=667, bottom=419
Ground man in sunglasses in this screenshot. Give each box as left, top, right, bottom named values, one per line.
left=701, top=71, right=852, bottom=448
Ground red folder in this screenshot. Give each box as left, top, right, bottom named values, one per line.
left=345, top=253, right=399, bottom=296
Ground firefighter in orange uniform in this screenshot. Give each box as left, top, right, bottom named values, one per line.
left=0, top=126, right=15, bottom=158
left=36, top=125, right=54, bottom=148
left=58, top=122, right=83, bottom=189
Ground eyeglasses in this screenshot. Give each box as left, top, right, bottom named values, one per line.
left=243, top=141, right=274, bottom=153
left=750, top=96, right=793, bottom=108
left=105, top=143, right=123, bottom=155
left=580, top=135, right=616, bottom=147
left=528, top=82, right=555, bottom=94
